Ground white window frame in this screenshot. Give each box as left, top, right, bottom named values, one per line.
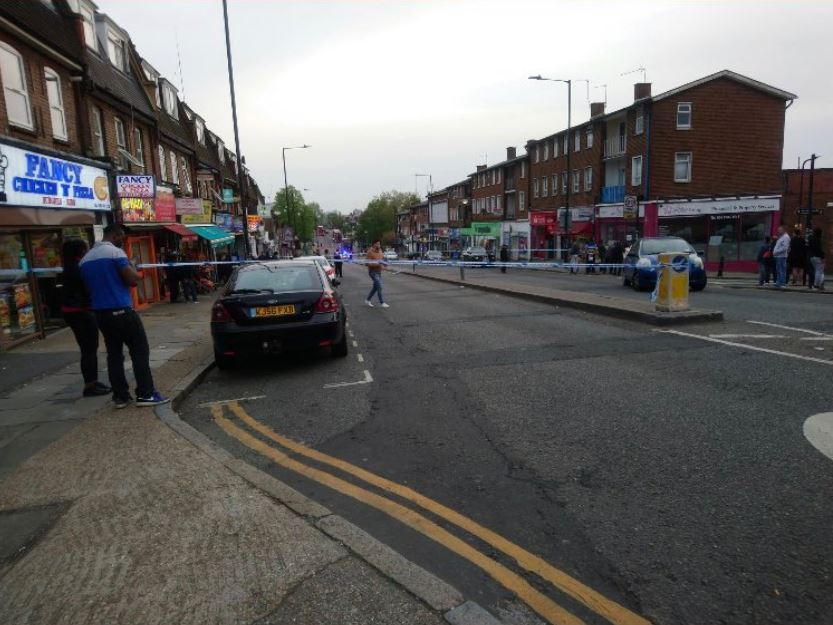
left=562, top=135, right=568, bottom=154
left=574, top=132, right=581, bottom=152
left=496, top=169, right=501, bottom=184
left=676, top=102, right=692, bottom=130
left=90, top=105, right=104, bottom=156
left=180, top=156, right=192, bottom=194
left=533, top=178, right=539, bottom=198
left=521, top=161, right=526, bottom=179
left=113, top=117, right=126, bottom=150
left=0, top=43, right=33, bottom=130
left=106, top=30, right=126, bottom=71
left=562, top=172, right=567, bottom=194
left=586, top=126, right=593, bottom=149
left=635, top=108, right=644, bottom=135
left=543, top=142, right=549, bottom=160
left=572, top=170, right=580, bottom=193
left=631, top=155, right=643, bottom=186
left=519, top=191, right=526, bottom=211
left=496, top=195, right=502, bottom=212
left=170, top=150, right=179, bottom=185
left=541, top=176, right=548, bottom=197
left=44, top=67, right=67, bottom=140
left=218, top=140, right=225, bottom=164
left=584, top=167, right=593, bottom=191
left=553, top=138, right=559, bottom=158
left=552, top=174, right=558, bottom=195
left=158, top=144, right=167, bottom=180
left=195, top=118, right=205, bottom=145
left=80, top=4, right=97, bottom=51
left=133, top=128, right=144, bottom=168
left=674, top=152, right=692, bottom=183
left=534, top=144, right=540, bottom=163
left=162, top=85, right=178, bottom=119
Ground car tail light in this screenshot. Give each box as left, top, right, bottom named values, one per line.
left=314, top=293, right=339, bottom=313
left=211, top=302, right=232, bottom=322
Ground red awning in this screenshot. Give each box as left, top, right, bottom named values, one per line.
left=553, top=221, right=593, bottom=236
left=164, top=223, right=198, bottom=240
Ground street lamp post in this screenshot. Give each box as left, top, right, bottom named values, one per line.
left=529, top=75, right=571, bottom=260
left=799, top=154, right=820, bottom=232
left=416, top=173, right=432, bottom=251
left=282, top=144, right=310, bottom=237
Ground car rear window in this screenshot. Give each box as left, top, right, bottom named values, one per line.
left=640, top=239, right=694, bottom=255
left=230, top=265, right=322, bottom=293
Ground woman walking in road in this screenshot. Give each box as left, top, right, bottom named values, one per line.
left=365, top=239, right=389, bottom=308
left=59, top=238, right=110, bottom=398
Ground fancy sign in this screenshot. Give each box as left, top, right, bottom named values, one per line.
left=0, top=141, right=110, bottom=210
left=116, top=175, right=154, bottom=198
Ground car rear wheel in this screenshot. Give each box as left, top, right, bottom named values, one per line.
left=331, top=325, right=349, bottom=358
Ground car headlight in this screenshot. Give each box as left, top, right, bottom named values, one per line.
left=636, top=257, right=651, bottom=268
left=689, top=254, right=703, bottom=268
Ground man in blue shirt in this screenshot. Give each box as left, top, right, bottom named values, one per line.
left=79, top=224, right=169, bottom=408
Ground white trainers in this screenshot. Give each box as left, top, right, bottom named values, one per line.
left=365, top=300, right=374, bottom=307
left=380, top=302, right=390, bottom=308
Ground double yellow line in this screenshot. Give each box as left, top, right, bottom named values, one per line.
left=213, top=401, right=651, bottom=625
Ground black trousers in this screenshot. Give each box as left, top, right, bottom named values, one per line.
left=335, top=262, right=343, bottom=277
left=64, top=311, right=99, bottom=385
left=95, top=308, right=155, bottom=400
left=181, top=279, right=198, bottom=301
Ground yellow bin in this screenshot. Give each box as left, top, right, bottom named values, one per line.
left=655, top=252, right=689, bottom=312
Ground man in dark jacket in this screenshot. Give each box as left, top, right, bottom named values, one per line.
left=808, top=227, right=825, bottom=290
left=499, top=244, right=509, bottom=273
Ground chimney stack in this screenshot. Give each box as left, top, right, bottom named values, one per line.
left=476, top=164, right=487, bottom=172
left=506, top=146, right=516, bottom=160
left=634, top=82, right=652, bottom=101
left=590, top=102, right=605, bottom=117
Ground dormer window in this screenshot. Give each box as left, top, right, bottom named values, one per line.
left=162, top=84, right=178, bottom=119
left=106, top=30, right=126, bottom=71
left=80, top=4, right=97, bottom=51
left=195, top=118, right=205, bottom=145
left=217, top=140, right=225, bottom=164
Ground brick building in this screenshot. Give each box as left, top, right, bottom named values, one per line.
left=782, top=168, right=833, bottom=265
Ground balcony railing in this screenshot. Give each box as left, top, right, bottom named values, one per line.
left=603, top=136, right=626, bottom=159
left=601, top=185, right=625, bottom=204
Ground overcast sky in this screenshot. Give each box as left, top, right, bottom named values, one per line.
left=102, top=0, right=831, bottom=213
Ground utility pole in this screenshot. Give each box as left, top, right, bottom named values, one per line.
left=806, top=153, right=818, bottom=232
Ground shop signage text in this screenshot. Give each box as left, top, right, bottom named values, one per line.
left=658, top=197, right=780, bottom=217
left=116, top=175, right=154, bottom=198
left=121, top=197, right=154, bottom=221
left=181, top=200, right=212, bottom=225
left=0, top=142, right=110, bottom=210
left=176, top=197, right=204, bottom=215
left=247, top=215, right=260, bottom=232
left=155, top=186, right=176, bottom=222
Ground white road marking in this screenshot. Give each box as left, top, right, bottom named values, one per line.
left=348, top=330, right=355, bottom=338
left=709, top=334, right=785, bottom=339
left=804, top=413, right=833, bottom=462
left=746, top=320, right=831, bottom=336
left=657, top=329, right=833, bottom=366
left=200, top=395, right=266, bottom=407
left=800, top=337, right=833, bottom=341
left=323, top=369, right=373, bottom=389
left=352, top=340, right=358, bottom=347
left=357, top=353, right=364, bottom=362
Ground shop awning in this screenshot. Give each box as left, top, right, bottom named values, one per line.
left=163, top=223, right=198, bottom=240
left=187, top=225, right=235, bottom=247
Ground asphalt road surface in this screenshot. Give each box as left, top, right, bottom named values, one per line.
left=180, top=262, right=833, bottom=625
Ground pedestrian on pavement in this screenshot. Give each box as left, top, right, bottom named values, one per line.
left=757, top=237, right=772, bottom=286
left=79, top=224, right=169, bottom=408
left=598, top=242, right=607, bottom=274
left=808, top=227, right=826, bottom=290
left=772, top=226, right=790, bottom=288
left=788, top=225, right=806, bottom=286
left=181, top=263, right=199, bottom=303
left=333, top=250, right=343, bottom=277
left=59, top=238, right=111, bottom=398
left=499, top=244, right=509, bottom=273
left=166, top=252, right=182, bottom=303
left=364, top=239, right=389, bottom=308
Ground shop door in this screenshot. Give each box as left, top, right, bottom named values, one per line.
left=128, top=236, right=158, bottom=309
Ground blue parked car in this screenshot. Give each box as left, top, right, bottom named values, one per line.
left=622, top=237, right=707, bottom=292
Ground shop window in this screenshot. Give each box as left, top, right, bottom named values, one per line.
left=90, top=105, right=105, bottom=156
left=663, top=217, right=708, bottom=255
left=709, top=215, right=739, bottom=263
left=740, top=213, right=772, bottom=262
left=0, top=233, right=36, bottom=344
left=0, top=43, right=33, bottom=130
left=44, top=68, right=68, bottom=140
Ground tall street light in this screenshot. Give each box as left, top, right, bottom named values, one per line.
left=282, top=144, right=311, bottom=234
left=415, top=173, right=432, bottom=251
left=221, top=0, right=249, bottom=255
left=529, top=75, right=571, bottom=258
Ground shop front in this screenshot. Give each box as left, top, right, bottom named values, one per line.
left=0, top=139, right=110, bottom=349
left=529, top=211, right=556, bottom=259
left=653, top=197, right=780, bottom=272
left=469, top=221, right=501, bottom=256
left=501, top=221, right=530, bottom=260
left=595, top=205, right=642, bottom=246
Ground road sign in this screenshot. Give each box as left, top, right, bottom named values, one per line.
left=797, top=208, right=822, bottom=215
left=623, top=195, right=638, bottom=219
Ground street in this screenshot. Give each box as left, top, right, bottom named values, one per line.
left=180, top=263, right=833, bottom=625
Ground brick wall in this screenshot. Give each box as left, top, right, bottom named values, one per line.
left=782, top=168, right=833, bottom=264
left=86, top=97, right=155, bottom=176
left=0, top=31, right=81, bottom=153
left=470, top=165, right=504, bottom=222
left=648, top=77, right=786, bottom=199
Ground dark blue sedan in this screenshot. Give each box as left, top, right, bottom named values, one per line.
left=622, top=237, right=707, bottom=291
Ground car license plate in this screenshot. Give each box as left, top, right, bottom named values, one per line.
left=253, top=305, right=295, bottom=318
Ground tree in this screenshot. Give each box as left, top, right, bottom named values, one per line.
left=324, top=210, right=347, bottom=231
left=271, top=186, right=320, bottom=242
left=357, top=190, right=420, bottom=248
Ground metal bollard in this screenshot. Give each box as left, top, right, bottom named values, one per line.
left=459, top=264, right=465, bottom=281
left=717, top=256, right=725, bottom=279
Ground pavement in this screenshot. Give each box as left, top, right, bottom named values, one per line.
left=0, top=298, right=471, bottom=625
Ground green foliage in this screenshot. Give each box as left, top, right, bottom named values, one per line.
left=357, top=190, right=420, bottom=248
left=324, top=210, right=347, bottom=231
left=271, top=186, right=320, bottom=242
